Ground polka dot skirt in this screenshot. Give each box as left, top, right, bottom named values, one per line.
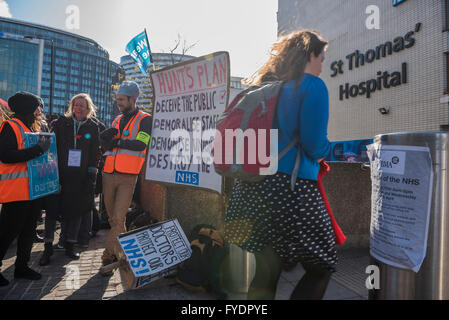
left=224, top=172, right=338, bottom=272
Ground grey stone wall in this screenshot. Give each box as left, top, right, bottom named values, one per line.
left=155, top=164, right=372, bottom=248
left=323, top=162, right=372, bottom=248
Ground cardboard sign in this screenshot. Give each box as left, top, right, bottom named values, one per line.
left=25, top=133, right=60, bottom=200
left=367, top=144, right=433, bottom=272
left=117, top=219, right=192, bottom=289
left=146, top=52, right=230, bottom=193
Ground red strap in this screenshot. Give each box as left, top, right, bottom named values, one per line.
left=316, top=161, right=346, bottom=245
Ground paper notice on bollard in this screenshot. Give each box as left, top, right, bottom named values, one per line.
left=366, top=144, right=433, bottom=273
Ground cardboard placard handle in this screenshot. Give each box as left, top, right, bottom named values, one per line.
left=100, top=259, right=125, bottom=273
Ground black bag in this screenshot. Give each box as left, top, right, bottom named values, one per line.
left=176, top=224, right=229, bottom=298
left=125, top=207, right=158, bottom=231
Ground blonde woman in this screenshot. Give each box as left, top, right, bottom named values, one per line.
left=225, top=30, right=337, bottom=300
left=39, top=94, right=100, bottom=265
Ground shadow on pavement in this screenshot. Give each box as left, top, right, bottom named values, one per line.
left=65, top=272, right=108, bottom=300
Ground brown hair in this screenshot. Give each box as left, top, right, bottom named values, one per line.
left=31, top=112, right=47, bottom=132
left=0, top=107, right=9, bottom=127
left=244, top=29, right=328, bottom=86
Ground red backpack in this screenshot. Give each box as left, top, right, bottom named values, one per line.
left=213, top=81, right=302, bottom=190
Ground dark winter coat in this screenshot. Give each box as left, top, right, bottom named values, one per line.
left=0, top=115, right=45, bottom=164
left=52, top=115, right=100, bottom=218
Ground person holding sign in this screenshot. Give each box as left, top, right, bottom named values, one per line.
left=0, top=92, right=51, bottom=286
left=39, top=94, right=100, bottom=264
left=100, top=81, right=152, bottom=273
left=225, top=30, right=337, bottom=300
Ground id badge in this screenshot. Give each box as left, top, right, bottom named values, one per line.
left=68, top=149, right=82, bottom=167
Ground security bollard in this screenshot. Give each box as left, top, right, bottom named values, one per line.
left=223, top=244, right=256, bottom=299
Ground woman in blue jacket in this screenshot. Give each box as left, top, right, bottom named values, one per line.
left=225, top=30, right=337, bottom=300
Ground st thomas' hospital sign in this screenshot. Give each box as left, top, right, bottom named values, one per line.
left=330, top=23, right=422, bottom=101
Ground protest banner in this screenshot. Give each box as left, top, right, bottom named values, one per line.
left=367, top=143, right=433, bottom=272
left=25, top=132, right=59, bottom=200
left=325, top=138, right=373, bottom=162
left=146, top=52, right=230, bottom=193
left=107, top=219, right=192, bottom=290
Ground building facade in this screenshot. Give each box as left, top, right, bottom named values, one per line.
left=229, top=76, right=246, bottom=102
left=0, top=17, right=123, bottom=125
left=120, top=53, right=195, bottom=114
left=0, top=32, right=41, bottom=100
left=277, top=0, right=447, bottom=141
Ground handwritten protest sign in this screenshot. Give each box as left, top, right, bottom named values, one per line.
left=146, top=52, right=230, bottom=193
left=25, top=133, right=59, bottom=200
left=117, top=219, right=192, bottom=289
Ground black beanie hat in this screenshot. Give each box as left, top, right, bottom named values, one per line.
left=8, top=91, right=40, bottom=115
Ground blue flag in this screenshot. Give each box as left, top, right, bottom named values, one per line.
left=126, top=31, right=153, bottom=75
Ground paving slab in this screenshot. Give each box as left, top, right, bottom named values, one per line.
left=0, top=222, right=370, bottom=300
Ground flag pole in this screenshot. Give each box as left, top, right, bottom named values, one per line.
left=144, top=28, right=152, bottom=73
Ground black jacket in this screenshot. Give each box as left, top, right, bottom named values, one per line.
left=52, top=116, right=100, bottom=188
left=0, top=116, right=44, bottom=164
left=52, top=116, right=100, bottom=217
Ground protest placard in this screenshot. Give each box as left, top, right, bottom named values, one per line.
left=25, top=132, right=59, bottom=200
left=367, top=144, right=433, bottom=272
left=146, top=52, right=230, bottom=193
left=117, top=219, right=192, bottom=289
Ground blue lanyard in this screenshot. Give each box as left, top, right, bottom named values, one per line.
left=73, top=119, right=82, bottom=149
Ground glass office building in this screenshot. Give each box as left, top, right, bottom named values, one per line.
left=0, top=33, right=41, bottom=99
left=0, top=17, right=123, bottom=125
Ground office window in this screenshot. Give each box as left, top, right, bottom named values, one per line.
left=445, top=0, right=449, bottom=31
left=445, top=52, right=449, bottom=94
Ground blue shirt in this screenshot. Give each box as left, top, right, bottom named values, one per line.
left=275, top=74, right=331, bottom=181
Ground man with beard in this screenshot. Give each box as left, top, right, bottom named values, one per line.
left=99, top=81, right=152, bottom=275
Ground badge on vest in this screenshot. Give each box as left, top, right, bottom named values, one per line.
left=68, top=149, right=82, bottom=167
left=136, top=131, right=151, bottom=145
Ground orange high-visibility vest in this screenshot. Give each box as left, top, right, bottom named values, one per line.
left=103, top=110, right=150, bottom=175
left=0, top=119, right=31, bottom=203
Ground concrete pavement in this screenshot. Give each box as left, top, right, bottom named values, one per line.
left=0, top=222, right=370, bottom=300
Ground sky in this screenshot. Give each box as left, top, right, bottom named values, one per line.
left=0, top=0, right=279, bottom=78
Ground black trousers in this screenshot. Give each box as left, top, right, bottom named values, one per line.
left=248, top=246, right=332, bottom=300
left=0, top=199, right=41, bottom=269
left=43, top=193, right=61, bottom=243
